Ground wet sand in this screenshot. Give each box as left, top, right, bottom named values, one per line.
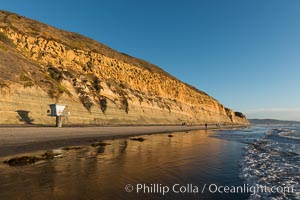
left=0, top=125, right=246, bottom=156
left=0, top=129, right=250, bottom=200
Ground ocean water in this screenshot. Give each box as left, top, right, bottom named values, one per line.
left=0, top=126, right=298, bottom=200
left=241, top=126, right=300, bottom=200
left=213, top=125, right=300, bottom=200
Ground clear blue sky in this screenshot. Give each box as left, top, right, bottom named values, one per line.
left=1, top=0, right=300, bottom=120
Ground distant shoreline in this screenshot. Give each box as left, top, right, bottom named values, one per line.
left=0, top=125, right=248, bottom=157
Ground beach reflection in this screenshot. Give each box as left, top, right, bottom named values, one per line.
left=0, top=130, right=248, bottom=200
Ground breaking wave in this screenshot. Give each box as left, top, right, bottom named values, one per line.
left=240, top=127, right=300, bottom=199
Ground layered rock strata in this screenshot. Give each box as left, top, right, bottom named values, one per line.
left=0, top=10, right=248, bottom=125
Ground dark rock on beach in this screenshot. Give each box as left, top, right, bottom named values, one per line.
left=62, top=146, right=83, bottom=151
left=3, top=151, right=62, bottom=166
left=41, top=151, right=62, bottom=159
left=130, top=137, right=146, bottom=142
left=91, top=141, right=111, bottom=147
left=4, top=156, right=41, bottom=166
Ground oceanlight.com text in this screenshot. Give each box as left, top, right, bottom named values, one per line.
left=124, top=183, right=294, bottom=196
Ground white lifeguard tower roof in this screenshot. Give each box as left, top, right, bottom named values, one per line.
left=48, top=104, right=67, bottom=116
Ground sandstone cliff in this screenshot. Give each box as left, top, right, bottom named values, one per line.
left=0, top=10, right=249, bottom=125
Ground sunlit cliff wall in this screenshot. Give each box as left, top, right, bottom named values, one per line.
left=0, top=10, right=248, bottom=125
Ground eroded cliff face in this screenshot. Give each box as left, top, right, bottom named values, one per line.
left=0, top=10, right=248, bottom=125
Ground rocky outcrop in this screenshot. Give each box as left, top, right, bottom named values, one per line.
left=0, top=10, right=249, bottom=125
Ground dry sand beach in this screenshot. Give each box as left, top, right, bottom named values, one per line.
left=0, top=125, right=246, bottom=157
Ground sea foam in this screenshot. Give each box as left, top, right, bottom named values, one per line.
left=240, top=127, right=300, bottom=200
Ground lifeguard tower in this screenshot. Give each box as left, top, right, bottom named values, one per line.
left=48, top=104, right=70, bottom=127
